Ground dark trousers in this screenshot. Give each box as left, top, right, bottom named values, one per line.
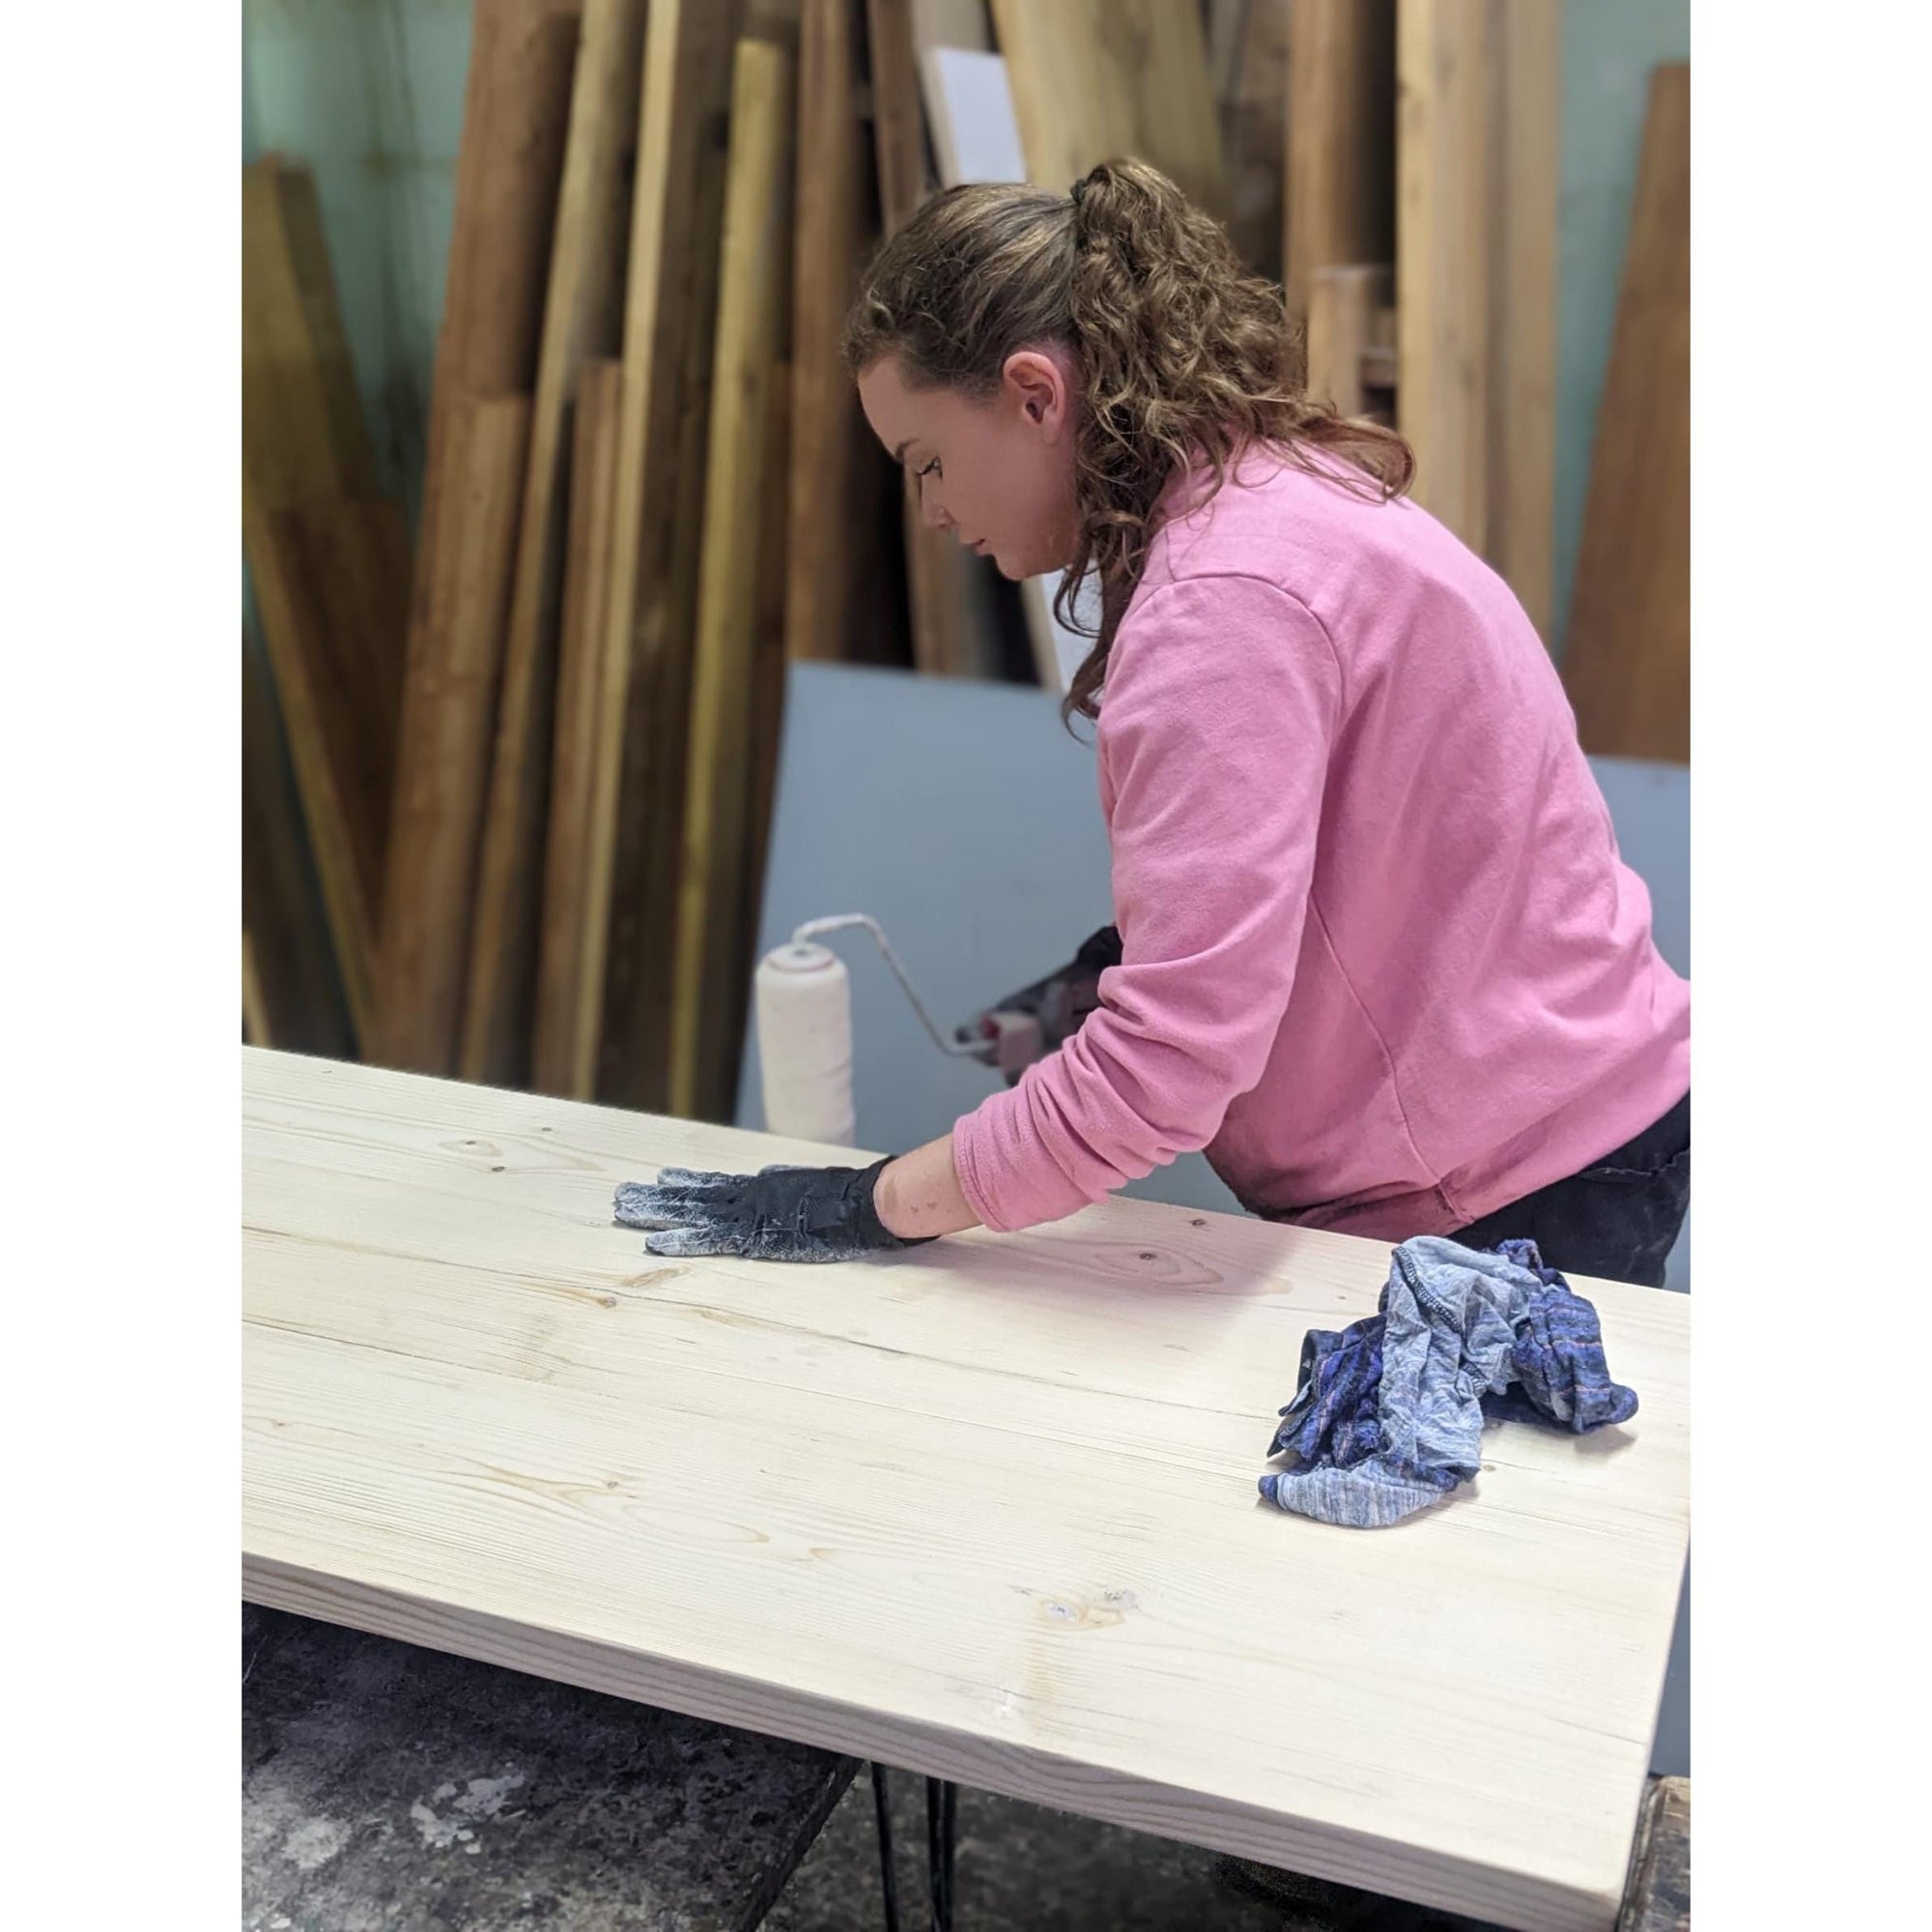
left=1449, top=1090, right=1690, bottom=1289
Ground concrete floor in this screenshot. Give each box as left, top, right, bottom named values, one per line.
left=762, top=1771, right=1504, bottom=1932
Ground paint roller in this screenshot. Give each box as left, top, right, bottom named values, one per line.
left=753, top=916, right=1042, bottom=1144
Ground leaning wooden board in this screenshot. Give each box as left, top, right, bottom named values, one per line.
left=668, top=39, right=796, bottom=1125
left=376, top=0, right=580, bottom=1076
left=462, top=0, right=650, bottom=1092
left=576, top=0, right=744, bottom=1111
left=1561, top=64, right=1690, bottom=765
left=243, top=1049, right=1690, bottom=1932
left=989, top=0, right=1230, bottom=220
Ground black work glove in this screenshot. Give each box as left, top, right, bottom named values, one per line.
left=612, top=1156, right=936, bottom=1264
left=956, top=924, right=1122, bottom=1086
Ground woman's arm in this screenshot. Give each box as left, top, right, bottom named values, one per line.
left=950, top=573, right=1341, bottom=1235
left=875, top=1133, right=981, bottom=1238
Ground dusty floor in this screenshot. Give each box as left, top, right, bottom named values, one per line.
left=762, top=1769, right=1503, bottom=1932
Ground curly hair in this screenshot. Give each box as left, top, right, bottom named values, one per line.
left=844, top=159, right=1415, bottom=724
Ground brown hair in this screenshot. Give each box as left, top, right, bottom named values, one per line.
left=845, top=159, right=1414, bottom=723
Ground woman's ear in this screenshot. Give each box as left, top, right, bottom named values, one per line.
left=1002, top=349, right=1069, bottom=440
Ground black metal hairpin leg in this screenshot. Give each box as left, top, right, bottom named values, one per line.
left=871, top=1763, right=957, bottom=1932
left=926, top=1776, right=957, bottom=1931
left=871, top=1762, right=902, bottom=1932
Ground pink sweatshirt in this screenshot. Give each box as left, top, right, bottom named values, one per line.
left=952, top=447, right=1690, bottom=1242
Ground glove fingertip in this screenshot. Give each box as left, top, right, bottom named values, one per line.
left=645, top=1228, right=718, bottom=1259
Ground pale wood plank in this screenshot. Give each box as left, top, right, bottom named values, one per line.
left=376, top=395, right=536, bottom=1072
left=668, top=39, right=797, bottom=1124
left=1490, top=0, right=1561, bottom=644
left=988, top=0, right=1230, bottom=219
left=1397, top=0, right=1491, bottom=551
left=463, top=0, right=650, bottom=1092
left=1286, top=0, right=1396, bottom=318
left=1562, top=65, right=1690, bottom=764
left=575, top=0, right=746, bottom=1112
left=242, top=1046, right=1691, bottom=1932
left=533, top=359, right=626, bottom=1098
left=1307, top=264, right=1394, bottom=420
left=379, top=0, right=582, bottom=1074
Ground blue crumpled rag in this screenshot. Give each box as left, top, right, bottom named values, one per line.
left=1259, top=1236, right=1638, bottom=1528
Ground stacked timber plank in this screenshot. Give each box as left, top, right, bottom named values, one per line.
left=242, top=156, right=411, bottom=1053
left=374, top=0, right=578, bottom=1079
left=241, top=0, right=1239, bottom=1125
left=1561, top=64, right=1690, bottom=764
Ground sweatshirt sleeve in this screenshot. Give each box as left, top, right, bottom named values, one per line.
left=952, top=573, right=1342, bottom=1233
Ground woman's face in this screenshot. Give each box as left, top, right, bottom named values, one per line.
left=857, top=348, right=1082, bottom=581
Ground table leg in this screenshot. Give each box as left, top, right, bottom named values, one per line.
left=925, top=1776, right=957, bottom=1932
left=870, top=1762, right=902, bottom=1932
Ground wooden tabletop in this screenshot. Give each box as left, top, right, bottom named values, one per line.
left=242, top=1048, right=1690, bottom=1932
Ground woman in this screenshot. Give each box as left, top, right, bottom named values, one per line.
left=618, top=161, right=1690, bottom=1288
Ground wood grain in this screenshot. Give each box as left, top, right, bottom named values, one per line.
left=242, top=647, right=355, bottom=1059
left=1286, top=1, right=1396, bottom=319
left=1397, top=0, right=1492, bottom=552
left=244, top=499, right=412, bottom=1046
left=242, top=1046, right=1691, bottom=1932
left=463, top=0, right=650, bottom=1091
left=1395, top=1, right=1559, bottom=631
left=575, top=0, right=745, bottom=1111
left=1562, top=65, right=1690, bottom=764
left=1490, top=0, right=1561, bottom=643
left=988, top=0, right=1230, bottom=219
left=378, top=0, right=580, bottom=1075
left=533, top=359, right=626, bottom=1098
left=377, top=395, right=535, bottom=1073
left=668, top=39, right=797, bottom=1124
left=1306, top=265, right=1393, bottom=420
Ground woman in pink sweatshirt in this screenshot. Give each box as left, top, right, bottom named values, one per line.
left=617, top=161, right=1690, bottom=1288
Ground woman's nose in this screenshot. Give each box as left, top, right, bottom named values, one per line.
left=919, top=489, right=952, bottom=531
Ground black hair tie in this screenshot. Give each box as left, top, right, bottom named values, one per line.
left=1070, top=177, right=1089, bottom=208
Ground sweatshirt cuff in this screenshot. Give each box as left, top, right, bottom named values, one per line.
left=952, top=1083, right=1094, bottom=1235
